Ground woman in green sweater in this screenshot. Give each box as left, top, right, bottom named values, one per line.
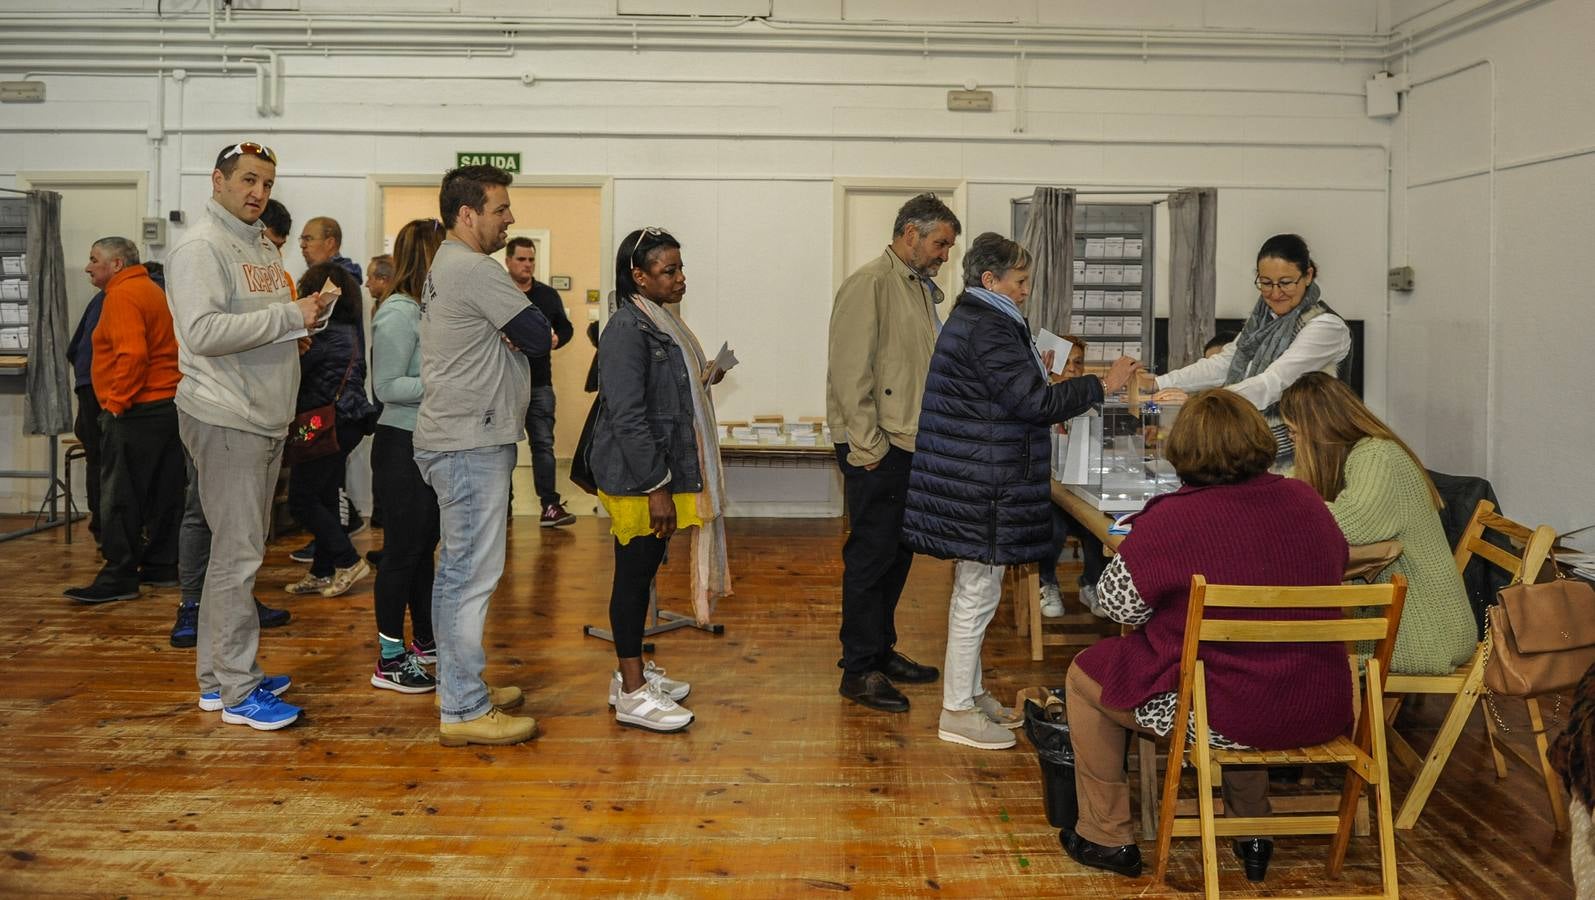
left=1279, top=372, right=1476, bottom=675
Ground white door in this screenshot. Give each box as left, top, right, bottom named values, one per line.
left=1, top=174, right=144, bottom=513
left=18, top=174, right=146, bottom=343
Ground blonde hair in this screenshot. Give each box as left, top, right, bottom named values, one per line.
left=389, top=218, right=443, bottom=302
left=1278, top=372, right=1442, bottom=508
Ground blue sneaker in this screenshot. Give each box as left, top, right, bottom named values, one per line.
left=169, top=603, right=199, bottom=649
left=198, top=674, right=291, bottom=712
left=221, top=685, right=302, bottom=730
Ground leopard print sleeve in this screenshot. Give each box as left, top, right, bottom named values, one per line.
left=1096, top=555, right=1152, bottom=626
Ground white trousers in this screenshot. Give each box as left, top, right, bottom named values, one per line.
left=943, top=559, right=1006, bottom=711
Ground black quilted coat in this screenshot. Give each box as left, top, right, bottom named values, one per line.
left=902, top=293, right=1103, bottom=565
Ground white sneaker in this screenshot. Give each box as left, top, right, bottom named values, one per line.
left=284, top=572, right=332, bottom=595
left=1039, top=583, right=1065, bottom=618
left=607, top=660, right=691, bottom=706
left=319, top=559, right=371, bottom=598
left=1081, top=582, right=1107, bottom=618
left=613, top=679, right=694, bottom=733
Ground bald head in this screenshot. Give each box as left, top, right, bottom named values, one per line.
left=299, top=215, right=343, bottom=268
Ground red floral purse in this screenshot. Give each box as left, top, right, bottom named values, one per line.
left=284, top=347, right=356, bottom=467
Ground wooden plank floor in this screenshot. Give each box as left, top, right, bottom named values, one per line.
left=0, top=516, right=1574, bottom=897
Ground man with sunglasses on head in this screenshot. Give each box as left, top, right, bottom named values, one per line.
left=165, top=141, right=331, bottom=731
left=414, top=165, right=550, bottom=748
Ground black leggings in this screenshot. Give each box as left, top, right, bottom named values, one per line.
left=287, top=422, right=364, bottom=576
left=609, top=534, right=668, bottom=659
left=370, top=425, right=436, bottom=645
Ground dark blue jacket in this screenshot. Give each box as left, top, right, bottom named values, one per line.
left=66, top=291, right=105, bottom=390
left=297, top=321, right=376, bottom=426
left=590, top=301, right=701, bottom=496
left=902, top=293, right=1103, bottom=565
left=520, top=280, right=575, bottom=388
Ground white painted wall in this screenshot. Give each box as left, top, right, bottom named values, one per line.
left=0, top=3, right=1396, bottom=513
left=1384, top=0, right=1595, bottom=531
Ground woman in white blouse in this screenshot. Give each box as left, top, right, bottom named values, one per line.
left=1141, top=233, right=1350, bottom=464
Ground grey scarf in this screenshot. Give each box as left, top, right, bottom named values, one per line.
left=1226, top=281, right=1328, bottom=401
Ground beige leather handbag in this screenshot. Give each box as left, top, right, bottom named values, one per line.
left=1483, top=568, right=1595, bottom=697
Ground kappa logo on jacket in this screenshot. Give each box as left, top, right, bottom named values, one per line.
left=240, top=260, right=290, bottom=294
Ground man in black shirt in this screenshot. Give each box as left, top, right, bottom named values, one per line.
left=504, top=237, right=576, bottom=526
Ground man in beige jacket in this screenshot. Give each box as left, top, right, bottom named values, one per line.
left=827, top=193, right=960, bottom=713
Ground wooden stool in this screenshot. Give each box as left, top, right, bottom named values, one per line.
left=62, top=438, right=86, bottom=545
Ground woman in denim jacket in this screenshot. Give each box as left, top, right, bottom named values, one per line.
left=591, top=227, right=730, bottom=733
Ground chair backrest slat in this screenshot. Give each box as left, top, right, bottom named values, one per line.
left=1198, top=617, right=1392, bottom=644
left=1453, top=499, right=1557, bottom=585
left=1202, top=584, right=1397, bottom=609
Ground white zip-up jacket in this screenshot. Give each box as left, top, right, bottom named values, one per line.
left=165, top=198, right=303, bottom=437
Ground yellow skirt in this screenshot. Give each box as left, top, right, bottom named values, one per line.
left=599, top=491, right=703, bottom=545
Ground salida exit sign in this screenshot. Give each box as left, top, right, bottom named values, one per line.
left=455, top=152, right=521, bottom=173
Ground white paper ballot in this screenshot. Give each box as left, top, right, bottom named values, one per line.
left=703, top=341, right=739, bottom=385
left=273, top=277, right=342, bottom=344
left=1034, top=328, right=1075, bottom=375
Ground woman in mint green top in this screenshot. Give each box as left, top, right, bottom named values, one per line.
left=366, top=217, right=444, bottom=694
left=1280, top=372, right=1476, bottom=675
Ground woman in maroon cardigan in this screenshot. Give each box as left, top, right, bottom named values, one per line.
left=1060, top=389, right=1351, bottom=882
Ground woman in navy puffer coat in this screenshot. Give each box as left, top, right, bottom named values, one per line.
left=904, top=232, right=1140, bottom=751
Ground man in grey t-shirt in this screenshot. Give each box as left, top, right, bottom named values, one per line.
left=413, top=165, right=551, bottom=748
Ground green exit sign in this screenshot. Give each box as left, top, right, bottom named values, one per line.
left=455, top=152, right=521, bottom=173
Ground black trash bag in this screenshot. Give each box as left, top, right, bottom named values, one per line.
left=1024, top=696, right=1074, bottom=765
left=1025, top=696, right=1078, bottom=830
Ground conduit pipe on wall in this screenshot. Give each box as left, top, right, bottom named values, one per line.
left=10, top=43, right=279, bottom=117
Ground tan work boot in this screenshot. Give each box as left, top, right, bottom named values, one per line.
left=438, top=707, right=537, bottom=747
left=434, top=684, right=523, bottom=711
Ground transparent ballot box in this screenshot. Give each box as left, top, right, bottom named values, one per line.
left=1054, top=401, right=1181, bottom=513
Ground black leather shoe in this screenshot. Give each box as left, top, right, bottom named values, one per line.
left=881, top=652, right=939, bottom=684
left=840, top=671, right=909, bottom=713
left=1060, top=828, right=1143, bottom=878
left=1232, top=838, right=1273, bottom=882
left=255, top=598, right=292, bottom=629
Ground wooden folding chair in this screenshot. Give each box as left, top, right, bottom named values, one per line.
left=1384, top=499, right=1565, bottom=831
left=1153, top=574, right=1408, bottom=899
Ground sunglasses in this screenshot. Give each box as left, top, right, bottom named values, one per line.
left=221, top=141, right=278, bottom=165
left=630, top=226, right=668, bottom=270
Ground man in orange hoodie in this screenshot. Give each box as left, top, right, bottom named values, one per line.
left=65, top=237, right=185, bottom=604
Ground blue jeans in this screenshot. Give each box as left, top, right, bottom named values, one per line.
left=414, top=444, right=516, bottom=724
left=524, top=384, right=561, bottom=508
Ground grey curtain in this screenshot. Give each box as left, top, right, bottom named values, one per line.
left=1166, top=188, right=1218, bottom=370
left=1019, top=187, right=1075, bottom=337
left=24, top=190, right=72, bottom=435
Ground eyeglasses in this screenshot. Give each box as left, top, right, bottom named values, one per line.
left=1255, top=276, right=1303, bottom=293
left=220, top=141, right=277, bottom=165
